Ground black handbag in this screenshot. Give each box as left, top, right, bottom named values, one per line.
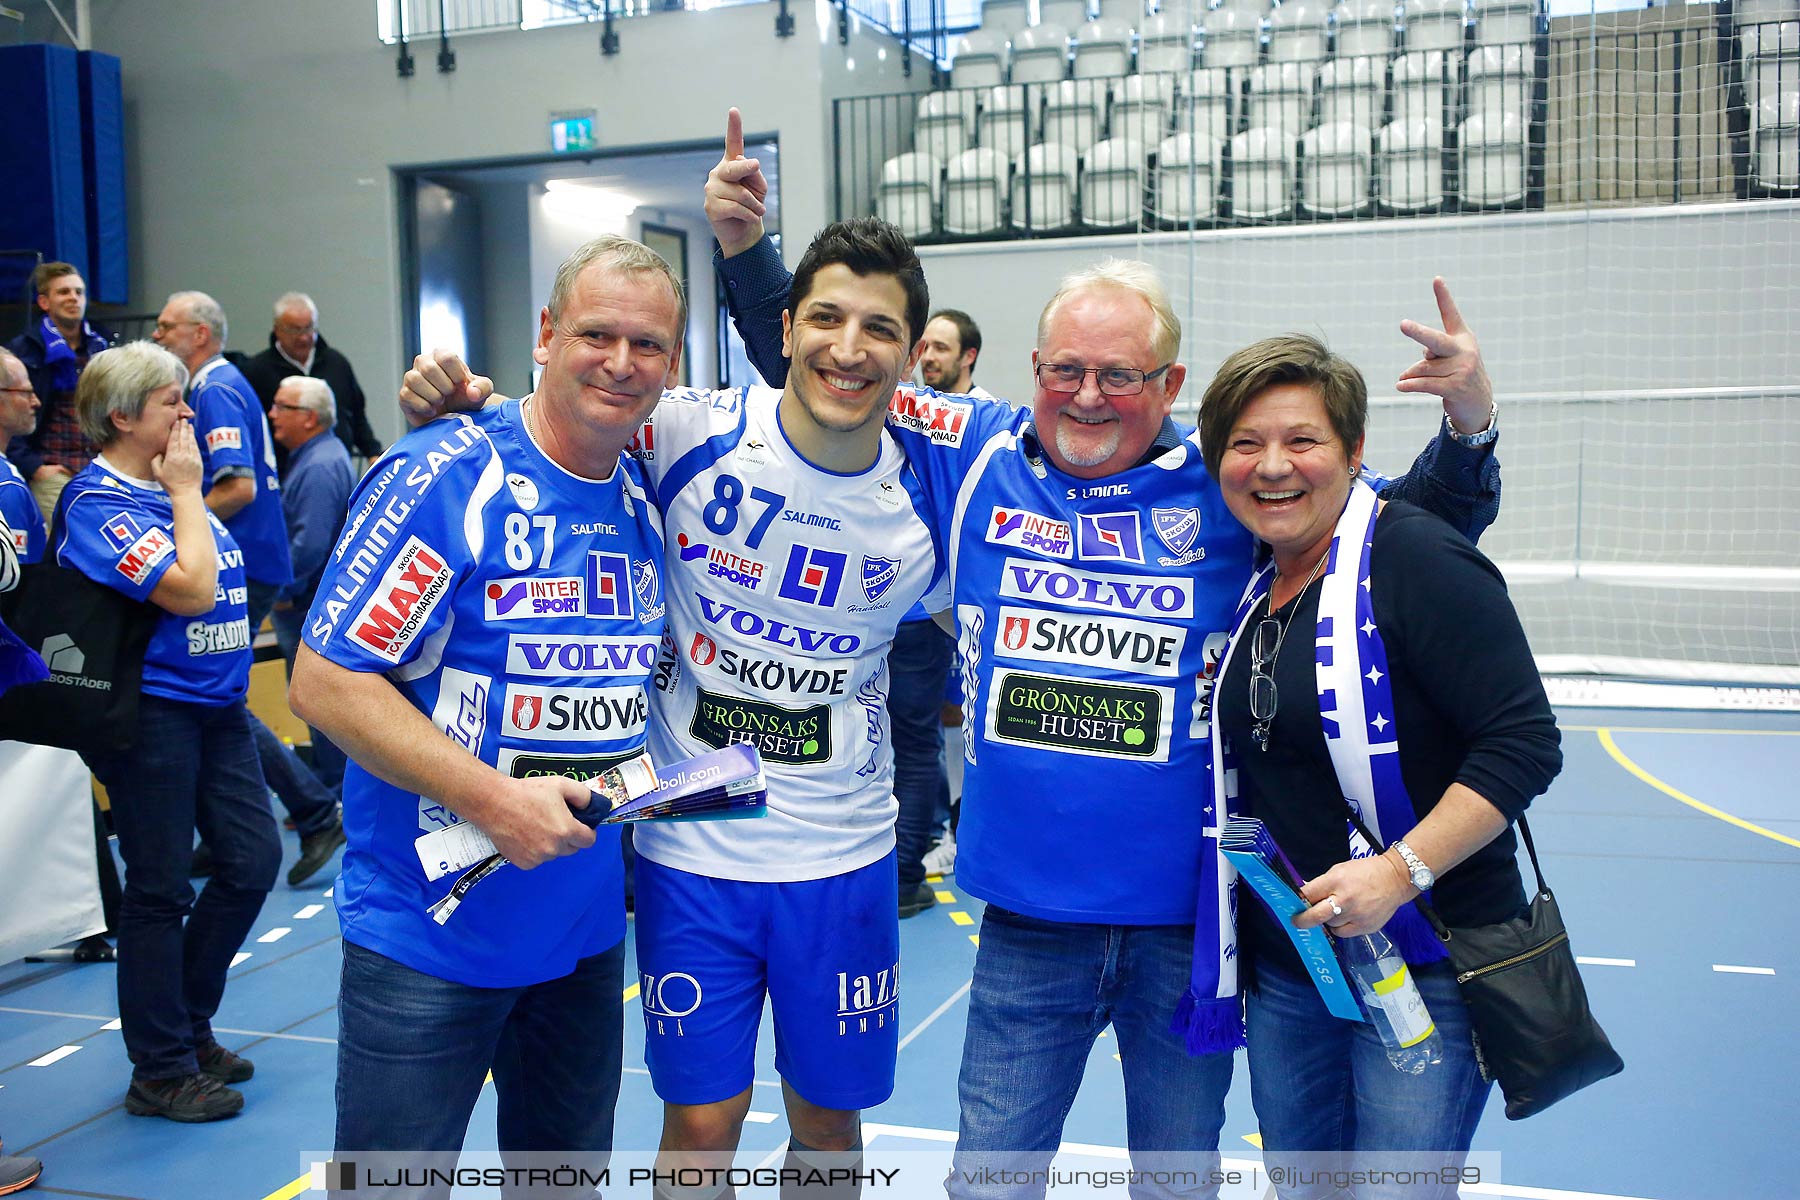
left=0, top=560, right=157, bottom=755
left=1413, top=819, right=1624, bottom=1119
left=1342, top=807, right=1625, bottom=1120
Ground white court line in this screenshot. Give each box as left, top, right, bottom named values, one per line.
left=1576, top=957, right=1636, bottom=967
left=258, top=927, right=292, bottom=944
left=323, top=887, right=334, bottom=897
left=1713, top=964, right=1776, bottom=975
left=0, top=1005, right=336, bottom=1046
left=745, top=1111, right=780, bottom=1124
left=101, top=1018, right=122, bottom=1030
left=294, top=904, right=325, bottom=919
left=28, top=1045, right=82, bottom=1067
left=230, top=952, right=252, bottom=967
left=897, top=982, right=971, bottom=1053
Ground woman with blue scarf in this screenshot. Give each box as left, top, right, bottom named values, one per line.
left=1196, top=335, right=1561, bottom=1197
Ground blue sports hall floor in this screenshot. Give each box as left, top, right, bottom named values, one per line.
left=1, top=705, right=1795, bottom=1199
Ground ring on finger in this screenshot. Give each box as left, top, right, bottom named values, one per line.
left=1326, top=895, right=1344, bottom=919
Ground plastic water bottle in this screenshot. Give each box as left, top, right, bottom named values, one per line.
left=1338, top=930, right=1443, bottom=1074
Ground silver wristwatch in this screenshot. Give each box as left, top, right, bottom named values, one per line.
left=1445, top=402, right=1499, bottom=447
left=1392, top=840, right=1435, bottom=891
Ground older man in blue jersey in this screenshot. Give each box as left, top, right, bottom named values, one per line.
left=292, top=235, right=681, bottom=1197
left=704, top=119, right=1501, bottom=1198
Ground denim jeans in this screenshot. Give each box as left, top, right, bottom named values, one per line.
left=950, top=908, right=1234, bottom=1200
left=245, top=578, right=340, bottom=830
left=887, top=618, right=954, bottom=893
left=1245, top=960, right=1490, bottom=1200
left=334, top=938, right=626, bottom=1200
left=84, top=694, right=281, bottom=1079
left=272, top=602, right=347, bottom=794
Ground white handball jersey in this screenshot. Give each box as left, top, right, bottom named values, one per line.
left=634, top=386, right=947, bottom=882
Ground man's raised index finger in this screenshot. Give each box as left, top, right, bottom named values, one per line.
left=725, top=107, right=745, bottom=161
left=1433, top=276, right=1467, bottom=334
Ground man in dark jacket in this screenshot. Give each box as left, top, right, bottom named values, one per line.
left=5, top=262, right=110, bottom=522
left=240, top=292, right=382, bottom=463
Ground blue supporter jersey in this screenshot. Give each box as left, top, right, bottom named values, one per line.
left=894, top=391, right=1255, bottom=924
left=189, top=356, right=293, bottom=587
left=0, top=457, right=46, bottom=563
left=54, top=457, right=252, bottom=706
left=303, top=400, right=665, bottom=987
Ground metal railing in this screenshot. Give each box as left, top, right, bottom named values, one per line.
left=377, top=0, right=766, bottom=44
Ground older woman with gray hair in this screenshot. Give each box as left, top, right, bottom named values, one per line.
left=53, top=341, right=280, bottom=1123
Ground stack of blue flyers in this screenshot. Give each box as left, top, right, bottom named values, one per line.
left=1220, top=816, right=1363, bottom=1022
left=594, top=744, right=768, bottom=825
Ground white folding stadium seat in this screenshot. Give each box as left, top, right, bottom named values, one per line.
left=1391, top=49, right=1455, bottom=125
left=1012, top=142, right=1081, bottom=229
left=982, top=0, right=1033, bottom=38
left=1753, top=90, right=1800, bottom=189
left=916, top=91, right=974, bottom=162
left=943, top=147, right=1011, bottom=234
left=1153, top=131, right=1222, bottom=222
left=1073, top=18, right=1136, bottom=78
left=878, top=152, right=942, bottom=237
left=1247, top=62, right=1317, bottom=135
left=1229, top=126, right=1298, bottom=218
left=1111, top=72, right=1172, bottom=146
left=1138, top=12, right=1197, bottom=78
left=1176, top=66, right=1237, bottom=141
left=1402, top=0, right=1466, bottom=53
left=1039, top=0, right=1094, bottom=31
left=1042, top=78, right=1106, bottom=153
left=953, top=29, right=1010, bottom=88
left=1332, top=0, right=1397, bottom=60
left=1459, top=109, right=1526, bottom=206
left=1079, top=137, right=1148, bottom=225
left=1268, top=0, right=1329, bottom=63
left=1201, top=5, right=1263, bottom=68
left=978, top=83, right=1038, bottom=157
left=1472, top=0, right=1538, bottom=46
left=1317, top=56, right=1384, bottom=131
left=1095, top=0, right=1145, bottom=22
left=1011, top=24, right=1073, bottom=82
left=1376, top=117, right=1445, bottom=210
left=1467, top=43, right=1534, bottom=125
left=1741, top=20, right=1800, bottom=116
left=1300, top=120, right=1373, bottom=214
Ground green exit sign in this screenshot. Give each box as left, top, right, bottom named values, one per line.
left=550, top=110, right=596, bottom=154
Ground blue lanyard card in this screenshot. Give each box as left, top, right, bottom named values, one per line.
left=1222, top=817, right=1363, bottom=1022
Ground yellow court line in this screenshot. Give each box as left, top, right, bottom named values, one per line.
left=1565, top=724, right=1800, bottom=737
left=261, top=1172, right=312, bottom=1200
left=1597, top=729, right=1800, bottom=850
left=934, top=890, right=956, bottom=903
left=949, top=910, right=974, bottom=926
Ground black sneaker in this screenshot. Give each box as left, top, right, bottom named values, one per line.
left=0, top=1150, right=43, bottom=1196
left=123, top=1072, right=244, bottom=1122
left=195, top=1039, right=255, bottom=1083
left=288, top=810, right=346, bottom=887
left=899, top=882, right=938, bottom=919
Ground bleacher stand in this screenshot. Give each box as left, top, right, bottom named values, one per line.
left=978, top=83, right=1038, bottom=157
left=880, top=151, right=942, bottom=237
left=1318, top=56, right=1384, bottom=132
left=1474, top=0, right=1540, bottom=45
left=1268, top=0, right=1329, bottom=62
left=1081, top=136, right=1149, bottom=226
left=1460, top=109, right=1528, bottom=206
left=1111, top=72, right=1173, bottom=146
left=1333, top=0, right=1397, bottom=60
left=1201, top=4, right=1264, bottom=68
left=1154, top=131, right=1223, bottom=222
left=1741, top=17, right=1798, bottom=117
left=1301, top=121, right=1374, bottom=214
left=1468, top=44, right=1534, bottom=125
left=1230, top=126, right=1299, bottom=218
left=1012, top=24, right=1074, bottom=82
left=1753, top=91, right=1799, bottom=189
left=1177, top=66, right=1237, bottom=141
left=1043, top=78, right=1106, bottom=153
left=917, top=91, right=974, bottom=162
left=982, top=0, right=1033, bottom=39
left=1012, top=141, right=1081, bottom=228
left=1094, top=0, right=1142, bottom=22
left=1074, top=18, right=1136, bottom=77
left=953, top=29, right=1010, bottom=87
left=1402, top=0, right=1467, bottom=53
left=1138, top=12, right=1196, bottom=79
left=1377, top=117, right=1447, bottom=211
left=1247, top=62, right=1317, bottom=135
left=944, top=147, right=1010, bottom=234
left=1039, top=0, right=1094, bottom=32
left=1392, top=49, right=1456, bottom=125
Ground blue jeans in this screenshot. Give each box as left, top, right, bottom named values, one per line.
left=83, top=694, right=281, bottom=1079
left=272, top=602, right=347, bottom=793
left=1245, top=961, right=1490, bottom=1200
left=951, top=908, right=1234, bottom=1200
left=246, top=578, right=340, bottom=829
left=887, top=618, right=954, bottom=893
left=334, top=938, right=625, bottom=1200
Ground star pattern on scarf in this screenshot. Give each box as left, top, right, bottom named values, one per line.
left=1366, top=665, right=1383, bottom=685
left=1371, top=713, right=1389, bottom=733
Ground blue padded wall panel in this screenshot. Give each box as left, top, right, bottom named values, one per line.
left=79, top=51, right=128, bottom=305
left=0, top=44, right=89, bottom=301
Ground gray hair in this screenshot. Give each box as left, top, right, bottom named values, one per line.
left=76, top=341, right=190, bottom=447
left=168, top=290, right=229, bottom=348
left=0, top=347, right=25, bottom=388
left=1037, top=259, right=1182, bottom=366
left=274, top=291, right=319, bottom=323
left=547, top=234, right=688, bottom=344
left=278, top=374, right=337, bottom=429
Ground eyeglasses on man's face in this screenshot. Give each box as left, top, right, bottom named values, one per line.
left=154, top=319, right=203, bottom=334
left=1034, top=362, right=1173, bottom=397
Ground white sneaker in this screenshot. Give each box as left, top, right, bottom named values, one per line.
left=922, top=829, right=957, bottom=876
